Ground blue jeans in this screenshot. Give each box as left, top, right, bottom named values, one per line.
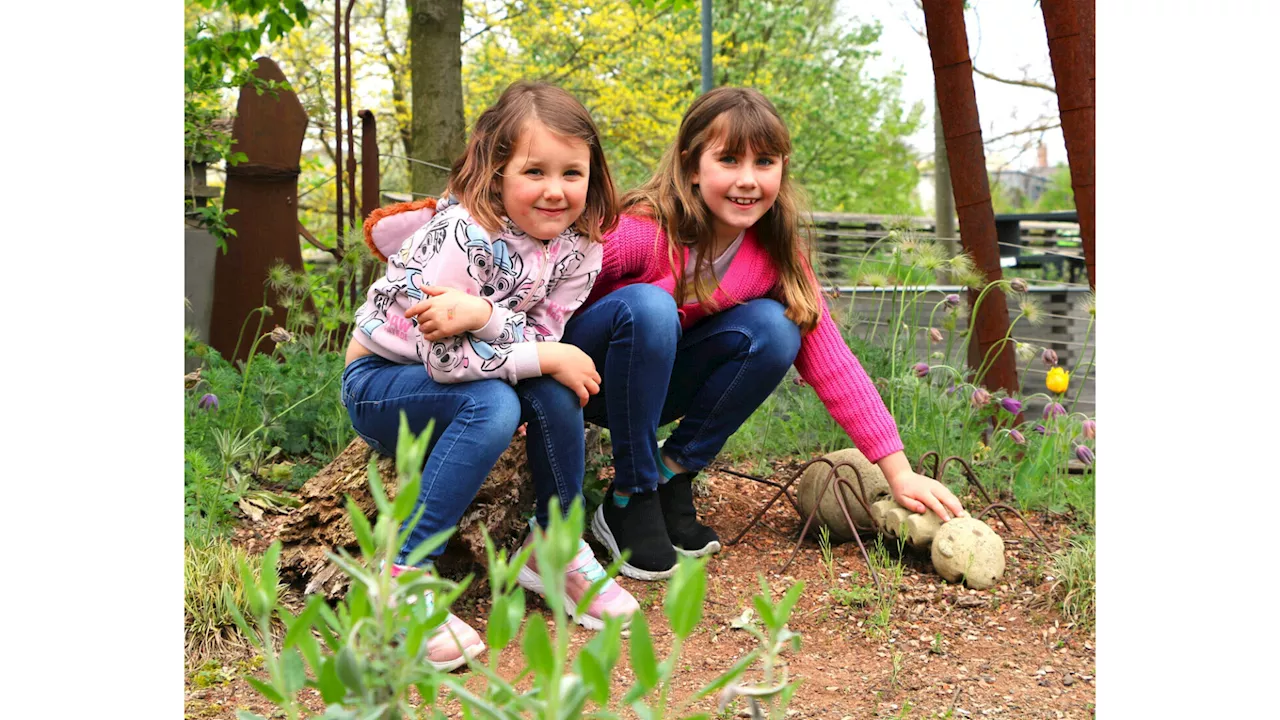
left=341, top=354, right=586, bottom=564
left=563, top=285, right=801, bottom=493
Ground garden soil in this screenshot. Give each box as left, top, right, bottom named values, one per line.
left=187, top=460, right=1096, bottom=719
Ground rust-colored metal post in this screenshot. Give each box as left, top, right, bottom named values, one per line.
left=1042, top=0, right=1095, bottom=290
left=359, top=110, right=380, bottom=220
left=209, top=57, right=309, bottom=363
left=333, top=0, right=344, bottom=243
left=344, top=0, right=358, bottom=237
left=921, top=0, right=1019, bottom=395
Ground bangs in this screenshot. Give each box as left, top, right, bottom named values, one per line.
left=702, top=106, right=791, bottom=158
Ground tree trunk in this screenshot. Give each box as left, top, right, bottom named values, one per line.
left=921, top=1, right=1019, bottom=395
left=274, top=435, right=534, bottom=599
left=933, top=94, right=957, bottom=261
left=409, top=0, right=465, bottom=197
left=1041, top=0, right=1096, bottom=290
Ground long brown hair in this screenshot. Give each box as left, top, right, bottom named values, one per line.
left=621, top=87, right=821, bottom=332
left=445, top=81, right=618, bottom=243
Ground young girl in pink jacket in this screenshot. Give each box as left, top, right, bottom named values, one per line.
left=564, top=87, right=966, bottom=581
left=343, top=82, right=639, bottom=669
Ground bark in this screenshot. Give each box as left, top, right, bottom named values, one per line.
left=409, top=0, right=465, bottom=196
left=274, top=435, right=534, bottom=599
left=1040, top=0, right=1094, bottom=290
left=921, top=1, right=1019, bottom=395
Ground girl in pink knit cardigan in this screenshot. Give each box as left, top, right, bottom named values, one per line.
left=560, top=87, right=966, bottom=581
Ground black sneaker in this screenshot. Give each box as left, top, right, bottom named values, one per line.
left=658, top=473, right=722, bottom=557
left=591, top=485, right=677, bottom=581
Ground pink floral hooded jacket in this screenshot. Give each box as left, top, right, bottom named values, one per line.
left=350, top=196, right=602, bottom=385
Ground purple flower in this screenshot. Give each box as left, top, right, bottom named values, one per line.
left=1041, top=348, right=1059, bottom=367
left=1000, top=397, right=1023, bottom=414
left=1033, top=423, right=1048, bottom=435
left=929, top=328, right=944, bottom=343
left=914, top=362, right=930, bottom=378
left=198, top=393, right=219, bottom=411
left=946, top=382, right=957, bottom=396
left=1009, top=429, right=1026, bottom=445
left=1043, top=402, right=1066, bottom=420
left=944, top=293, right=961, bottom=308
left=970, top=387, right=992, bottom=408
left=1082, top=419, right=1097, bottom=440
left=1075, top=445, right=1095, bottom=465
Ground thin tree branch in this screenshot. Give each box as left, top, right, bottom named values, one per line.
left=982, top=121, right=1061, bottom=146
left=972, top=65, right=1056, bottom=93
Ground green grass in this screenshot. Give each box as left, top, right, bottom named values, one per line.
left=1046, top=534, right=1095, bottom=633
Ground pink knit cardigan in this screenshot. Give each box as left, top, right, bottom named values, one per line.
left=581, top=214, right=904, bottom=463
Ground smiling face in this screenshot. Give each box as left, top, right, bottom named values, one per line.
left=690, top=137, right=786, bottom=245
left=499, top=120, right=591, bottom=241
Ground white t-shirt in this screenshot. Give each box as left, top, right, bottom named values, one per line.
left=684, top=230, right=746, bottom=281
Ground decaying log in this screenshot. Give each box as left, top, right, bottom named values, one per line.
left=274, top=435, right=534, bottom=599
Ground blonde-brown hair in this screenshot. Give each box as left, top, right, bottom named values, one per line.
left=445, top=81, right=618, bottom=243
left=621, top=87, right=821, bottom=332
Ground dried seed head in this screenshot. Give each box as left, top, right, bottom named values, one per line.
left=1010, top=277, right=1029, bottom=293
left=1075, top=291, right=1096, bottom=318
left=1019, top=296, right=1045, bottom=326
left=270, top=326, right=295, bottom=344
left=1041, top=348, right=1059, bottom=367
left=1015, top=342, right=1037, bottom=362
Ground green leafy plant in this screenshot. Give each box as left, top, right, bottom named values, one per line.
left=229, top=414, right=807, bottom=718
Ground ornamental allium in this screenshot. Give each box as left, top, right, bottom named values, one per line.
left=970, top=387, right=992, bottom=408
left=929, top=328, right=944, bottom=343
left=198, top=393, right=219, bottom=411
left=1009, top=428, right=1026, bottom=445
left=1076, top=445, right=1095, bottom=465
left=1082, top=419, right=1097, bottom=439
left=914, top=362, right=930, bottom=378
left=1043, top=402, right=1067, bottom=419
left=944, top=293, right=962, bottom=308
left=1010, top=278, right=1029, bottom=293
left=1000, top=397, right=1023, bottom=414
left=1041, top=347, right=1059, bottom=367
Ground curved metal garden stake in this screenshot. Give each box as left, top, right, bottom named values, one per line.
left=917, top=450, right=942, bottom=479
left=715, top=465, right=802, bottom=516
left=727, top=458, right=885, bottom=603
left=935, top=455, right=1019, bottom=536
left=975, top=502, right=1052, bottom=551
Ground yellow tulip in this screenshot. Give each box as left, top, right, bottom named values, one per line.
left=1046, top=366, right=1070, bottom=394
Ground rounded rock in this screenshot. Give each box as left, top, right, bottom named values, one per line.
left=930, top=517, right=1005, bottom=589
left=796, top=448, right=891, bottom=542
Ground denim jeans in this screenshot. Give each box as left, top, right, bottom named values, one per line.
left=563, top=285, right=801, bottom=494
left=341, top=354, right=586, bottom=564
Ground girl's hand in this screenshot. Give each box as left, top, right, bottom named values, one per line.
left=876, top=451, right=967, bottom=522
left=405, top=286, right=492, bottom=341
left=537, top=343, right=601, bottom=407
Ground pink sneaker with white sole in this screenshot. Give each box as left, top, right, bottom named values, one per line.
left=390, top=563, right=486, bottom=672
left=516, top=536, right=640, bottom=631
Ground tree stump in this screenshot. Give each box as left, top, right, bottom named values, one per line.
left=274, top=435, right=534, bottom=599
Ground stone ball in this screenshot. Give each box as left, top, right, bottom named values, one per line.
left=796, top=448, right=890, bottom=542
left=930, top=517, right=1006, bottom=590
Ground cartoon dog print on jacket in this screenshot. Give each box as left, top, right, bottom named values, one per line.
left=405, top=223, right=448, bottom=300
left=357, top=285, right=400, bottom=337
left=456, top=221, right=532, bottom=303
left=425, top=334, right=468, bottom=375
